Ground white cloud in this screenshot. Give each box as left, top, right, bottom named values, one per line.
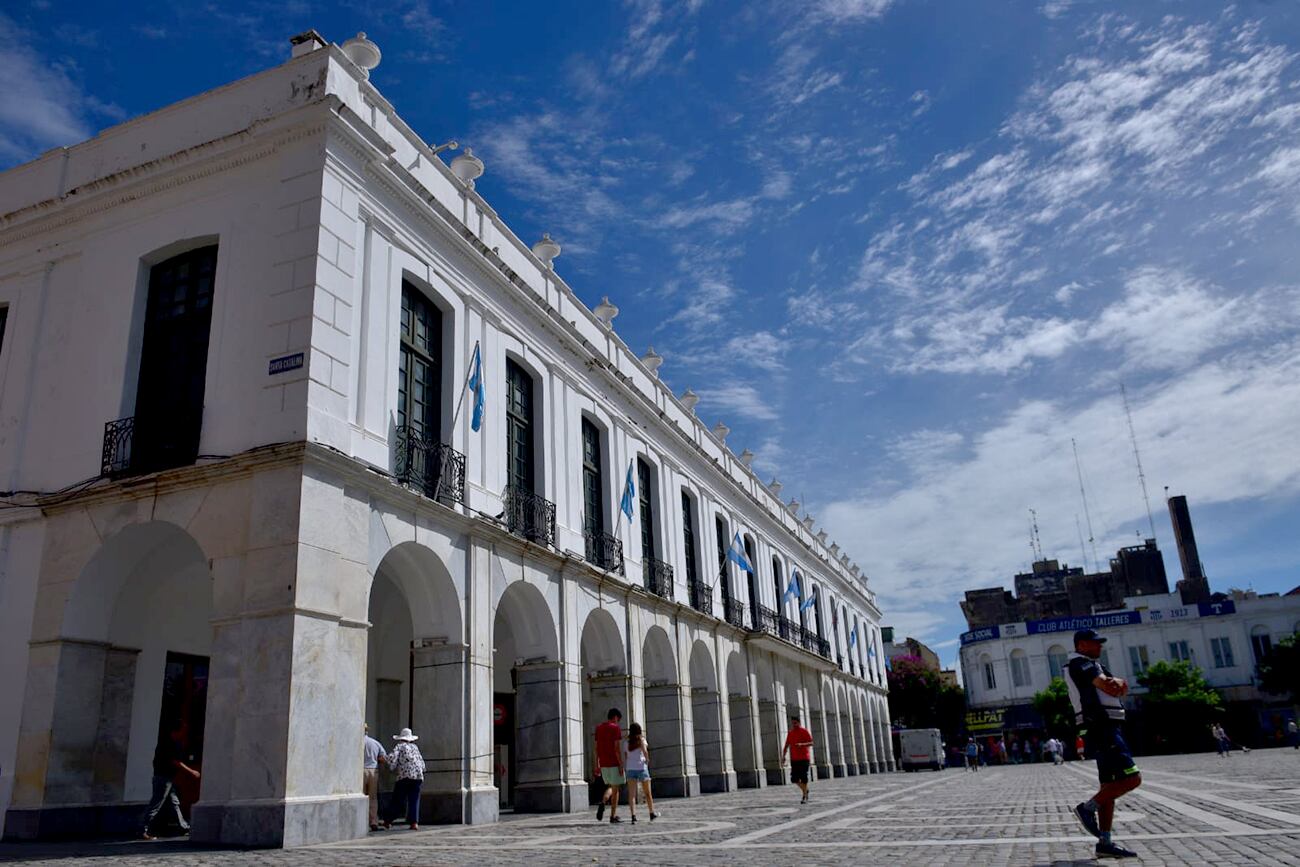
left=813, top=0, right=894, bottom=23
left=0, top=13, right=119, bottom=164
left=696, top=382, right=779, bottom=421
left=659, top=197, right=756, bottom=231
left=724, top=330, right=788, bottom=373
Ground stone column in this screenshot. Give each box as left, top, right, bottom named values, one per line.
left=855, top=711, right=870, bottom=775
left=727, top=694, right=764, bottom=788
left=758, top=699, right=786, bottom=786
left=863, top=701, right=880, bottom=773
left=810, top=709, right=833, bottom=780
left=645, top=684, right=697, bottom=797
left=512, top=661, right=573, bottom=812
left=464, top=541, right=498, bottom=823
left=410, top=642, right=470, bottom=823
left=841, top=711, right=858, bottom=776
left=691, top=688, right=730, bottom=792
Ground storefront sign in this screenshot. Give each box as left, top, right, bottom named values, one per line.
left=966, top=708, right=1005, bottom=732
left=1198, top=600, right=1236, bottom=617
left=1027, top=610, right=1141, bottom=635
left=960, top=625, right=1000, bottom=646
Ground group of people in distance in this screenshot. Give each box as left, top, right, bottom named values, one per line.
left=591, top=707, right=817, bottom=823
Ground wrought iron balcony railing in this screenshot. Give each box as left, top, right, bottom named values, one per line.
left=394, top=425, right=466, bottom=505
left=753, top=605, right=781, bottom=637
left=724, top=596, right=745, bottom=628
left=102, top=412, right=201, bottom=479
left=643, top=557, right=674, bottom=599
left=688, top=580, right=714, bottom=616
left=503, top=485, right=557, bottom=547
left=584, top=529, right=625, bottom=575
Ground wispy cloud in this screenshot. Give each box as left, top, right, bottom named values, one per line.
left=696, top=382, right=779, bottom=421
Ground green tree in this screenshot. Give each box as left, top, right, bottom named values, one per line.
left=1257, top=632, right=1300, bottom=702
left=1032, top=677, right=1074, bottom=739
left=886, top=655, right=966, bottom=742
left=1137, top=660, right=1222, bottom=753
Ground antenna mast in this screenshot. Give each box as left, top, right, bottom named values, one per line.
left=1071, top=437, right=1101, bottom=570
left=1075, top=513, right=1090, bottom=573
left=1121, top=383, right=1157, bottom=541
left=1028, top=509, right=1043, bottom=561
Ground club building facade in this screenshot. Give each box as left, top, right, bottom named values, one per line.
left=0, top=32, right=892, bottom=848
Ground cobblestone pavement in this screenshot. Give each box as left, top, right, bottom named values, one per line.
left=5, top=749, right=1300, bottom=866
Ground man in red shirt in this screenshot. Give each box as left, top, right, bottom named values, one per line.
left=781, top=715, right=815, bottom=804
left=594, top=707, right=625, bottom=823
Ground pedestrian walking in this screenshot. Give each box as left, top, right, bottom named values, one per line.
left=965, top=738, right=979, bottom=772
left=1288, top=719, right=1298, bottom=749
left=622, top=723, right=659, bottom=823
left=781, top=715, right=814, bottom=804
left=141, top=726, right=200, bottom=839
left=362, top=724, right=387, bottom=832
left=594, top=707, right=625, bottom=823
left=1050, top=737, right=1064, bottom=766
left=385, top=727, right=425, bottom=830
left=1067, top=628, right=1141, bottom=859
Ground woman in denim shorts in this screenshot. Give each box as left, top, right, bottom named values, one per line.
left=623, top=723, right=659, bottom=823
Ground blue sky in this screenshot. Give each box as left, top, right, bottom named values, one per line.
left=4, top=0, right=1300, bottom=667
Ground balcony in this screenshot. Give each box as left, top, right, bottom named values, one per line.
left=753, top=605, right=782, bottom=637
left=584, top=529, right=625, bottom=575
left=724, top=596, right=745, bottom=629
left=101, top=412, right=200, bottom=479
left=688, top=580, right=714, bottom=616
left=504, top=485, right=557, bottom=547
left=643, top=557, right=674, bottom=599
left=394, top=425, right=465, bottom=505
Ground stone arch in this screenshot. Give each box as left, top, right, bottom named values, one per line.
left=642, top=625, right=678, bottom=685
left=689, top=641, right=726, bottom=791
left=581, top=608, right=628, bottom=803
left=858, top=692, right=878, bottom=771
left=837, top=684, right=857, bottom=775
left=493, top=580, right=563, bottom=812
left=367, top=542, right=464, bottom=822
left=724, top=650, right=760, bottom=787
left=641, top=625, right=689, bottom=796
left=19, top=521, right=212, bottom=831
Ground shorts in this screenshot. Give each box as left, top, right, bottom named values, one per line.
left=626, top=769, right=650, bottom=781
left=790, top=759, right=810, bottom=784
left=601, top=767, right=626, bottom=786
left=1083, top=723, right=1139, bottom=784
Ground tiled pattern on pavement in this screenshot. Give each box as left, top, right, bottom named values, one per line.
left=4, top=748, right=1300, bottom=866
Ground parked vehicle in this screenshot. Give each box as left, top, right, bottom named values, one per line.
left=899, top=728, right=945, bottom=771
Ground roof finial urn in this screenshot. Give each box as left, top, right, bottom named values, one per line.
left=712, top=421, right=730, bottom=443
left=450, top=147, right=485, bottom=187
left=768, top=479, right=783, bottom=496
left=680, top=388, right=699, bottom=413
left=641, top=346, right=663, bottom=376
left=341, top=32, right=381, bottom=78
left=593, top=296, right=619, bottom=327
left=739, top=448, right=755, bottom=467
left=532, top=233, right=561, bottom=268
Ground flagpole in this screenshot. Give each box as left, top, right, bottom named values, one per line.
left=432, top=341, right=480, bottom=504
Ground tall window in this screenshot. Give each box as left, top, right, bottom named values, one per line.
left=0, top=304, right=8, bottom=356
left=771, top=557, right=784, bottom=614
left=1251, top=627, right=1273, bottom=664
left=1010, top=650, right=1031, bottom=688
left=1168, top=640, right=1191, bottom=663
left=715, top=515, right=731, bottom=600
left=1210, top=637, right=1234, bottom=668
left=982, top=655, right=996, bottom=690
left=637, top=458, right=655, bottom=560
left=580, top=418, right=604, bottom=537
left=1128, top=645, right=1150, bottom=676
left=813, top=585, right=824, bottom=637
left=1047, top=645, right=1067, bottom=681
left=505, top=360, right=535, bottom=493
left=681, top=492, right=699, bottom=588
left=744, top=535, right=759, bottom=625
left=134, top=244, right=218, bottom=470
left=398, top=281, right=442, bottom=438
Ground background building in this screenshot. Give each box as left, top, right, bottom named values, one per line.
left=0, top=31, right=891, bottom=847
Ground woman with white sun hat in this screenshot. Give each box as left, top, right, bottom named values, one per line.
left=384, top=728, right=426, bottom=830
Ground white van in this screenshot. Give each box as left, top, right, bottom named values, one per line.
left=899, top=728, right=945, bottom=771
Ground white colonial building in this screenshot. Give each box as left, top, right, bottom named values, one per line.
left=0, top=30, right=892, bottom=848
left=961, top=591, right=1300, bottom=711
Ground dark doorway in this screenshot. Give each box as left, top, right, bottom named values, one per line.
left=493, top=691, right=517, bottom=808
left=154, top=652, right=209, bottom=824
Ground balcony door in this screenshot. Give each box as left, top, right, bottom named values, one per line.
left=133, top=244, right=217, bottom=472
left=505, top=360, right=536, bottom=493
left=581, top=418, right=605, bottom=538
left=398, top=281, right=443, bottom=440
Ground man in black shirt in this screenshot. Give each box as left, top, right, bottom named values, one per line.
left=1065, top=628, right=1141, bottom=859
left=141, top=727, right=200, bottom=839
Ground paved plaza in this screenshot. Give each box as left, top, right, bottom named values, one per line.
left=5, top=749, right=1300, bottom=866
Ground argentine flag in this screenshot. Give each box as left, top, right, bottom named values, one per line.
left=849, top=626, right=858, bottom=648
left=726, top=532, right=754, bottom=573
left=799, top=589, right=817, bottom=613
left=619, top=461, right=635, bottom=522
left=467, top=343, right=485, bottom=432
left=784, top=571, right=801, bottom=604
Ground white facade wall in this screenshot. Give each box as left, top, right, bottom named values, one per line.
left=960, top=592, right=1300, bottom=709
left=0, top=40, right=891, bottom=847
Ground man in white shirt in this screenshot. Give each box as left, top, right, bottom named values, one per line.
left=363, top=724, right=387, bottom=831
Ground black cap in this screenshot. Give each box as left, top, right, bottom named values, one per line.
left=1073, top=628, right=1108, bottom=645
